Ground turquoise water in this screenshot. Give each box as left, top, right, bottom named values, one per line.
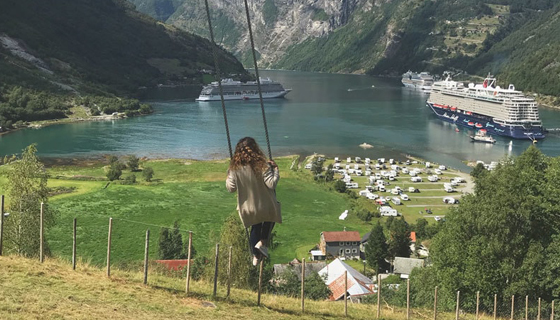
left=1, top=70, right=560, bottom=170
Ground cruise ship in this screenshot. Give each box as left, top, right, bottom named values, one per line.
left=402, top=71, right=434, bottom=91
left=426, top=76, right=545, bottom=140
left=196, top=77, right=291, bottom=101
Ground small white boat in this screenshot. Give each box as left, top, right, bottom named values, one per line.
left=470, top=130, right=496, bottom=144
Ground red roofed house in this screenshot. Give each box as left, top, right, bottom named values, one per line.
left=318, top=258, right=375, bottom=301
left=410, top=231, right=417, bottom=252
left=320, top=230, right=361, bottom=260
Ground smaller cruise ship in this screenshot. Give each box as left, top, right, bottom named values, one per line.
left=196, top=77, right=291, bottom=101
left=402, top=71, right=434, bottom=92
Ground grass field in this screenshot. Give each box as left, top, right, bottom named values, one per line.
left=0, top=155, right=470, bottom=267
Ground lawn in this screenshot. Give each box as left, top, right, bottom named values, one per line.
left=0, top=155, right=464, bottom=267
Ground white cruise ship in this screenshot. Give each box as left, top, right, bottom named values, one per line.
left=426, top=76, right=545, bottom=140
left=402, top=71, right=434, bottom=92
left=196, top=77, right=291, bottom=101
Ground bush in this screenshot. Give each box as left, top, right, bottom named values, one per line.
left=123, top=174, right=136, bottom=184
left=106, top=165, right=122, bottom=181
left=127, top=155, right=140, bottom=171
left=357, top=209, right=373, bottom=222
left=333, top=180, right=347, bottom=193
left=142, top=167, right=154, bottom=182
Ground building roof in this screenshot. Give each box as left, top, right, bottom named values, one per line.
left=318, top=258, right=374, bottom=300
left=322, top=231, right=361, bottom=242
left=393, top=257, right=424, bottom=275
left=273, top=262, right=327, bottom=281
left=361, top=231, right=371, bottom=244
left=410, top=231, right=416, bottom=243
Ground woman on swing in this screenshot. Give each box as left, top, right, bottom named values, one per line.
left=226, top=137, right=281, bottom=266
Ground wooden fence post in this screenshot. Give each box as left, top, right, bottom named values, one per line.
left=107, top=217, right=113, bottom=277
left=456, top=291, right=460, bottom=320
left=494, top=294, right=498, bottom=320
left=476, top=291, right=480, bottom=320
left=551, top=300, right=555, bottom=320
left=40, top=202, right=44, bottom=263
left=301, top=258, right=305, bottom=313
left=227, top=246, right=232, bottom=298
left=538, top=297, right=541, bottom=320
left=511, top=295, right=515, bottom=320
left=377, top=274, right=382, bottom=319
left=143, top=229, right=149, bottom=285
left=526, top=295, right=529, bottom=320
left=186, top=231, right=192, bottom=294
left=344, top=270, right=348, bottom=317
left=72, top=218, right=77, bottom=270
left=434, top=286, right=439, bottom=320
left=407, top=279, right=411, bottom=320
left=258, top=259, right=263, bottom=306
left=213, top=243, right=219, bottom=298
left=0, top=195, right=4, bottom=256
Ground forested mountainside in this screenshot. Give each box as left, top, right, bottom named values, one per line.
left=130, top=0, right=560, bottom=96
left=0, top=0, right=246, bottom=97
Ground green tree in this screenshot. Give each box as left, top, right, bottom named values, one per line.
left=470, top=162, right=487, bottom=180
left=418, top=146, right=560, bottom=311
left=311, top=159, right=324, bottom=176
left=271, top=267, right=330, bottom=300
left=106, top=164, right=122, bottom=181
left=158, top=228, right=173, bottom=259
left=365, top=223, right=389, bottom=274
left=333, top=180, right=347, bottom=193
left=4, top=144, right=53, bottom=257
left=142, top=167, right=154, bottom=182
left=158, top=221, right=188, bottom=259
left=325, top=164, right=335, bottom=182
left=414, top=218, right=429, bottom=241
left=127, top=155, right=140, bottom=171
left=388, top=216, right=411, bottom=259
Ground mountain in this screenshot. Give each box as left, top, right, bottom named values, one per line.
left=0, top=0, right=246, bottom=97
left=130, top=0, right=560, bottom=96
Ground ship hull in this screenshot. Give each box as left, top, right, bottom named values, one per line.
left=196, top=90, right=290, bottom=101
left=427, top=102, right=545, bottom=140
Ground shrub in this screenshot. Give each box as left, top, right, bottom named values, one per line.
left=333, top=180, right=347, bottom=193
left=142, top=167, right=154, bottom=182
left=127, top=155, right=140, bottom=171
left=106, top=165, right=122, bottom=181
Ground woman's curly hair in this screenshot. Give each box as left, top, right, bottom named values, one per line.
left=229, top=137, right=268, bottom=173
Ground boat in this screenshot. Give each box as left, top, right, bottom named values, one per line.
left=402, top=71, right=434, bottom=92
left=470, top=130, right=496, bottom=144
left=196, top=77, right=291, bottom=101
left=426, top=75, right=545, bottom=140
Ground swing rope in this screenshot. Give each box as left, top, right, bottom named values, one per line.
left=242, top=0, right=272, bottom=160
left=203, top=0, right=254, bottom=260
left=203, top=0, right=233, bottom=159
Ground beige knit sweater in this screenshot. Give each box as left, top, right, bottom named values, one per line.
left=226, top=165, right=281, bottom=228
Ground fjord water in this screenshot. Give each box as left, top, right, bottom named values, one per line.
left=1, top=70, right=560, bottom=170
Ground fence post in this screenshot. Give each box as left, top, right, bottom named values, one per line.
left=434, top=286, right=439, bottom=320
left=72, top=218, right=77, bottom=270
left=407, top=279, right=411, bottom=320
left=107, top=217, right=113, bottom=277
left=0, top=195, right=4, bottom=256
left=494, top=294, right=498, bottom=320
left=301, top=258, right=305, bottom=313
left=538, top=297, right=541, bottom=320
left=258, top=259, right=263, bottom=306
left=40, top=202, right=44, bottom=263
left=551, top=300, right=555, bottom=320
left=377, top=274, right=382, bottom=319
left=344, top=270, right=348, bottom=317
left=227, top=246, right=232, bottom=298
left=456, top=291, right=460, bottom=320
left=213, top=243, right=219, bottom=298
left=476, top=291, right=480, bottom=320
left=186, top=231, right=192, bottom=294
left=511, top=295, right=515, bottom=320
left=143, top=229, right=149, bottom=285
left=526, top=295, right=529, bottom=320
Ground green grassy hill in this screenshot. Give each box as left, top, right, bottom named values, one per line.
left=0, top=0, right=246, bottom=97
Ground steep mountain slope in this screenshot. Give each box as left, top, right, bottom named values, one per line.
left=0, top=0, right=246, bottom=97
left=468, top=4, right=560, bottom=97
left=130, top=0, right=560, bottom=96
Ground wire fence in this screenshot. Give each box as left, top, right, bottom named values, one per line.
left=0, top=196, right=557, bottom=319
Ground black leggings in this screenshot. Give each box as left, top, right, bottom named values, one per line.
left=250, top=222, right=275, bottom=255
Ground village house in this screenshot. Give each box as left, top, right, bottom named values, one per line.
left=318, top=258, right=375, bottom=301
left=320, top=230, right=361, bottom=260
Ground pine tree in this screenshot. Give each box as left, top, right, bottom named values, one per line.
left=365, top=222, right=389, bottom=274
left=388, top=216, right=411, bottom=259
